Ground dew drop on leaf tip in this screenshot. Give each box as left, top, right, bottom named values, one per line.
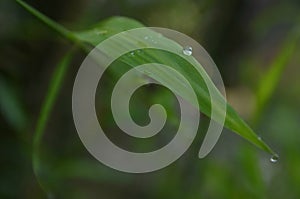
left=270, top=154, right=279, bottom=163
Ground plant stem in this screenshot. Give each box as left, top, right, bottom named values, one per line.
left=33, top=50, right=74, bottom=195
left=15, top=0, right=79, bottom=44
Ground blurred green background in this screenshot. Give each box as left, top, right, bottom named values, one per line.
left=1, top=0, right=300, bottom=198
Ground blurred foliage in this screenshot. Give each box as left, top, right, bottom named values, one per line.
left=1, top=0, right=300, bottom=198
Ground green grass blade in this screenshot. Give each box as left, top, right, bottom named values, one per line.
left=15, top=0, right=78, bottom=43
left=74, top=21, right=276, bottom=155
left=254, top=28, right=300, bottom=121
left=33, top=51, right=74, bottom=194
left=15, top=0, right=277, bottom=156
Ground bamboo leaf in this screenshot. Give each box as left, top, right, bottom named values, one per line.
left=15, top=0, right=277, bottom=157
left=73, top=18, right=276, bottom=155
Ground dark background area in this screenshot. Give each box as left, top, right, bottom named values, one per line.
left=1, top=0, right=300, bottom=198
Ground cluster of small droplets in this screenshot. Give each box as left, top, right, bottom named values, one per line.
left=144, top=35, right=158, bottom=44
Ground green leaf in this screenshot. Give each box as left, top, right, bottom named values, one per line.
left=254, top=28, right=300, bottom=121
left=73, top=18, right=276, bottom=155
left=33, top=51, right=74, bottom=194
left=15, top=0, right=277, bottom=157
left=75, top=16, right=144, bottom=45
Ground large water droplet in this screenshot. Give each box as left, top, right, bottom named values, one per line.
left=270, top=154, right=279, bottom=163
left=183, top=46, right=192, bottom=56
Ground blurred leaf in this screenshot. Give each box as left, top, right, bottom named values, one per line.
left=33, top=51, right=74, bottom=193
left=238, top=146, right=265, bottom=198
left=53, top=158, right=133, bottom=183
left=0, top=76, right=27, bottom=132
left=254, top=28, right=300, bottom=121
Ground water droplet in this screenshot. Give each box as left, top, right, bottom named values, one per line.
left=144, top=36, right=149, bottom=40
left=258, top=136, right=262, bottom=141
left=152, top=39, right=158, bottom=44
left=183, top=46, right=192, bottom=56
left=270, top=154, right=279, bottom=163
left=129, top=51, right=135, bottom=57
